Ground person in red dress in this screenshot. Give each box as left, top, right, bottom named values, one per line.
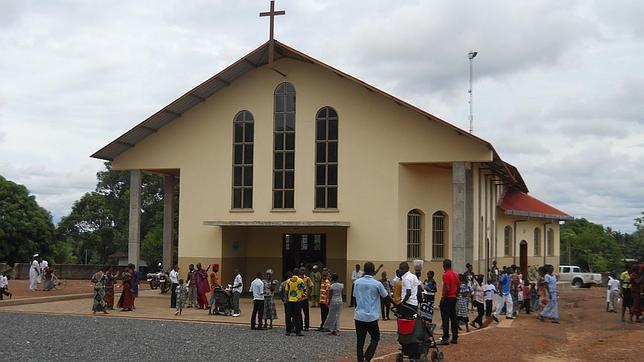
left=195, top=263, right=211, bottom=309
left=117, top=265, right=135, bottom=311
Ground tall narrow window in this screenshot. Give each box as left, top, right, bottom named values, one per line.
left=432, top=211, right=447, bottom=259
left=504, top=225, right=513, bottom=256
left=232, top=110, right=254, bottom=209
left=547, top=228, right=555, bottom=256
left=533, top=228, right=541, bottom=256
left=273, top=82, right=296, bottom=209
left=407, top=210, right=422, bottom=259
left=315, top=106, right=338, bottom=209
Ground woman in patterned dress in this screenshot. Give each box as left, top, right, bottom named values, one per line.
left=456, top=274, right=471, bottom=332
left=322, top=273, right=344, bottom=335
left=91, top=267, right=108, bottom=314
left=263, top=269, right=278, bottom=328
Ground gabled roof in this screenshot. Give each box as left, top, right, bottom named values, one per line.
left=91, top=40, right=495, bottom=161
left=89, top=40, right=530, bottom=193
left=499, top=190, right=573, bottom=220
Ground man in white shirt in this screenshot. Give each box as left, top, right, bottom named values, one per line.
left=607, top=274, right=621, bottom=313
left=0, top=271, right=12, bottom=299
left=232, top=269, right=243, bottom=317
left=484, top=279, right=497, bottom=318
left=169, top=265, right=180, bottom=309
left=29, top=255, right=40, bottom=291
left=249, top=272, right=265, bottom=330
left=349, top=264, right=363, bottom=307
left=399, top=261, right=420, bottom=318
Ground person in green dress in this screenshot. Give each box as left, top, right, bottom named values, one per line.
left=91, top=267, right=109, bottom=314
left=310, top=265, right=322, bottom=307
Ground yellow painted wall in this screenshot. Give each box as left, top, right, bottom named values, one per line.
left=111, top=57, right=493, bottom=266
left=397, top=164, right=453, bottom=261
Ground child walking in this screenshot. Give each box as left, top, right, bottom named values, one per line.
left=175, top=279, right=188, bottom=316
left=484, top=279, right=497, bottom=318
left=522, top=280, right=531, bottom=314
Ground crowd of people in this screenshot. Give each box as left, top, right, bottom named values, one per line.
left=607, top=264, right=643, bottom=323
left=84, top=257, right=643, bottom=361
left=28, top=254, right=56, bottom=292
left=90, top=263, right=137, bottom=314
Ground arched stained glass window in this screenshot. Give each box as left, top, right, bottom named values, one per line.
left=547, top=228, right=555, bottom=256
left=533, top=228, right=541, bottom=256
left=315, top=106, right=338, bottom=209
left=407, top=210, right=423, bottom=259
left=504, top=225, right=513, bottom=256
left=432, top=211, right=447, bottom=259
left=232, top=110, right=254, bottom=209
left=273, top=82, right=296, bottom=209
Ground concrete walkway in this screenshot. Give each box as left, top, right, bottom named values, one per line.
left=0, top=289, right=517, bottom=335
left=0, top=290, right=400, bottom=331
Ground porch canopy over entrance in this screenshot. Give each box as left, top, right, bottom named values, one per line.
left=203, top=220, right=350, bottom=227
left=203, top=220, right=349, bottom=285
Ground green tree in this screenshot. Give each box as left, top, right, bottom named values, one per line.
left=0, top=175, right=56, bottom=264
left=560, top=218, right=623, bottom=272
left=56, top=162, right=177, bottom=266
left=141, top=225, right=163, bottom=267
left=57, top=192, right=117, bottom=264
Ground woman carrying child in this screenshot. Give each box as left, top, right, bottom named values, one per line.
left=263, top=269, right=279, bottom=328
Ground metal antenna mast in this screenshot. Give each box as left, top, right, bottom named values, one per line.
left=468, top=51, right=478, bottom=134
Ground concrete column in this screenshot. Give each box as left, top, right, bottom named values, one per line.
left=452, top=162, right=467, bottom=272
left=163, top=174, right=175, bottom=270
left=128, top=170, right=142, bottom=266
left=465, top=166, right=474, bottom=265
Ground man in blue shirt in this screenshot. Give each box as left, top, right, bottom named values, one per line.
left=492, top=267, right=514, bottom=322
left=354, top=262, right=388, bottom=362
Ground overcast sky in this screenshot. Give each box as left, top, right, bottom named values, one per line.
left=1, top=1, right=643, bottom=232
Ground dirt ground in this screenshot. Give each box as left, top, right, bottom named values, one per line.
left=370, top=287, right=642, bottom=361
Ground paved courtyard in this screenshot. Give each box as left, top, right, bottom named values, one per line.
left=1, top=312, right=397, bottom=361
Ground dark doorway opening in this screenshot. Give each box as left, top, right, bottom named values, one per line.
left=519, top=240, right=528, bottom=276
left=282, top=233, right=326, bottom=278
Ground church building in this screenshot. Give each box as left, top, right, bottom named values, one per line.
left=92, top=7, right=571, bottom=290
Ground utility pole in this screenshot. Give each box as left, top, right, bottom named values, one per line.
left=468, top=51, right=478, bottom=134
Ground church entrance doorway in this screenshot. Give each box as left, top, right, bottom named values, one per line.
left=282, top=233, right=326, bottom=277
left=519, top=240, right=528, bottom=276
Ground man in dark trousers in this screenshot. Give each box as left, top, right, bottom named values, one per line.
left=438, top=259, right=460, bottom=345
left=353, top=262, right=388, bottom=362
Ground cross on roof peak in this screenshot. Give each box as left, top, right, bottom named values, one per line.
left=259, top=0, right=286, bottom=68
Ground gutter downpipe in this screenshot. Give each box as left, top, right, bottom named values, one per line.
left=543, top=221, right=552, bottom=266
left=513, top=219, right=527, bottom=265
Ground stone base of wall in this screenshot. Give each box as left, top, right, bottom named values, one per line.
left=10, top=264, right=154, bottom=280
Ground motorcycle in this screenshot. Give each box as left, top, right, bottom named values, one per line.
left=146, top=263, right=171, bottom=293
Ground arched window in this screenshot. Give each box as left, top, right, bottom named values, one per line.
left=273, top=82, right=296, bottom=209
left=315, top=106, right=338, bottom=209
left=232, top=110, right=254, bottom=209
left=504, top=225, right=513, bottom=256
left=407, top=210, right=423, bottom=259
left=547, top=228, right=555, bottom=256
left=432, top=211, right=447, bottom=259
left=533, top=228, right=541, bottom=256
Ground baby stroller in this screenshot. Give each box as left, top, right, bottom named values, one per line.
left=394, top=298, right=443, bottom=361
left=211, top=285, right=234, bottom=316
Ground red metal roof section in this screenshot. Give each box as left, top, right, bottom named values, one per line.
left=499, top=190, right=572, bottom=220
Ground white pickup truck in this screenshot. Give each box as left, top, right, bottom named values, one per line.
left=559, top=265, right=602, bottom=288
